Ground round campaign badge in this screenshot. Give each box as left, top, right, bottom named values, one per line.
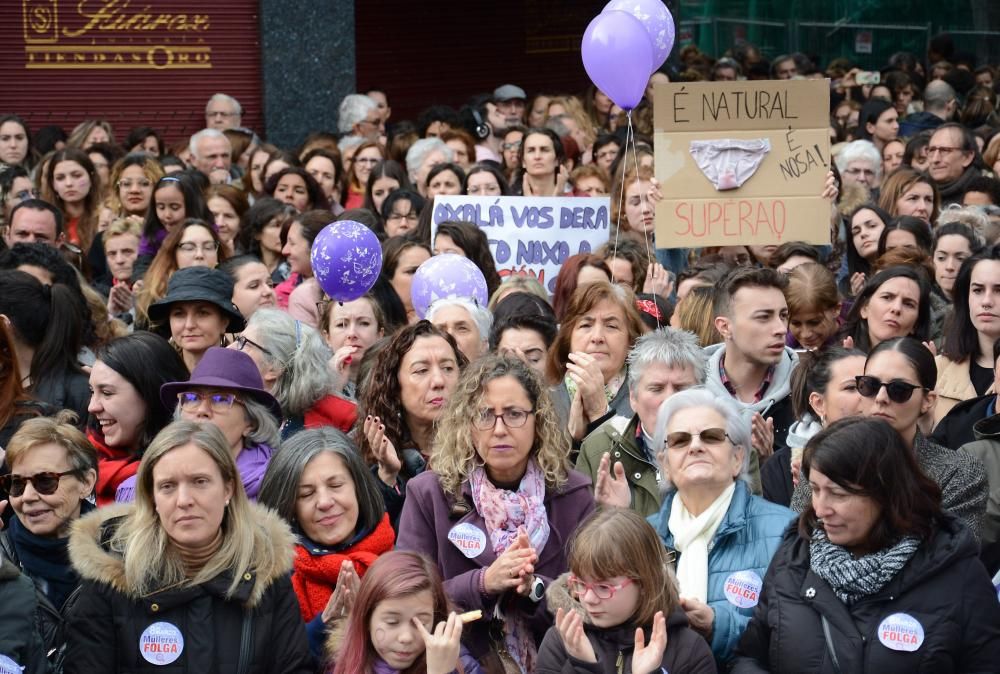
left=724, top=570, right=763, bottom=608
left=0, top=655, right=24, bottom=674
left=877, top=613, right=924, bottom=652
left=139, top=621, right=185, bottom=665
left=448, top=522, right=487, bottom=558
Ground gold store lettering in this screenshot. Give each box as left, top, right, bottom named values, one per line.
left=62, top=0, right=210, bottom=38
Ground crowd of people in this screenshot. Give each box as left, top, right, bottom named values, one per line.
left=2, top=30, right=1000, bottom=673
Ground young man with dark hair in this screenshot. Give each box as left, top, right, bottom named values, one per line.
left=705, top=267, right=798, bottom=498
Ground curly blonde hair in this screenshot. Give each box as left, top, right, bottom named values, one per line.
left=431, top=354, right=570, bottom=497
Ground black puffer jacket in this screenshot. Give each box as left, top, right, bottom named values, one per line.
left=732, top=516, right=1000, bottom=673
left=536, top=574, right=717, bottom=674
left=64, top=504, right=312, bottom=674
left=0, top=557, right=47, bottom=674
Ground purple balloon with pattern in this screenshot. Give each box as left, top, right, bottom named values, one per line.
left=310, top=220, right=382, bottom=302
left=411, top=254, right=488, bottom=319
left=604, top=0, right=676, bottom=71
left=581, top=10, right=654, bottom=111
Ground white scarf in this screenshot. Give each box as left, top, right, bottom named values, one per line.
left=668, top=482, right=736, bottom=602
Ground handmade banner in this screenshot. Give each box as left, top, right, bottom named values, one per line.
left=431, top=195, right=611, bottom=294
left=653, top=79, right=831, bottom=247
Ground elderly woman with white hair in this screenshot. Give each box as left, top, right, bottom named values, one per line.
left=233, top=308, right=357, bottom=438
left=427, top=296, right=492, bottom=361
left=644, top=388, right=795, bottom=668
left=405, top=138, right=453, bottom=196
left=835, top=139, right=883, bottom=193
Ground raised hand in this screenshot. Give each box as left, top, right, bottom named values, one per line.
left=320, top=560, right=360, bottom=623
left=484, top=529, right=537, bottom=595
left=631, top=611, right=668, bottom=674
left=751, top=413, right=774, bottom=460
left=364, top=415, right=401, bottom=486
left=566, top=352, right=608, bottom=421
left=849, top=272, right=866, bottom=297
left=328, top=345, right=357, bottom=391
left=642, top=262, right=673, bottom=298
left=415, top=612, right=463, bottom=674
left=594, top=452, right=631, bottom=509
left=555, top=607, right=597, bottom=663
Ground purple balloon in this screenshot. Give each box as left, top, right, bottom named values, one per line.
left=310, top=220, right=382, bottom=302
left=411, top=254, right=488, bottom=319
left=604, top=0, right=676, bottom=71
left=581, top=10, right=654, bottom=111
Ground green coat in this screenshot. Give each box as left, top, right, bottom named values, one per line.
left=577, top=414, right=662, bottom=517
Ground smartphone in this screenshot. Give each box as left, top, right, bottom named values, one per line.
left=856, top=71, right=880, bottom=86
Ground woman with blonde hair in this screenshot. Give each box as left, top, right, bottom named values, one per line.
left=107, top=153, right=163, bottom=219
left=397, top=354, right=594, bottom=672
left=66, top=119, right=113, bottom=150
left=671, top=285, right=722, bottom=347
left=64, top=420, right=312, bottom=673
left=878, top=166, right=940, bottom=225
left=488, top=275, right=550, bottom=311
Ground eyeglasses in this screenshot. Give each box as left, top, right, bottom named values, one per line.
left=207, top=111, right=237, bottom=119
left=473, top=408, right=535, bottom=430
left=234, top=334, right=272, bottom=357
left=567, top=575, right=633, bottom=600
left=387, top=212, right=419, bottom=222
left=0, top=470, right=79, bottom=497
left=502, top=141, right=522, bottom=151
left=117, top=179, right=152, bottom=190
left=665, top=427, right=731, bottom=450
left=844, top=167, right=876, bottom=177
left=177, top=391, right=241, bottom=412
left=855, top=375, right=926, bottom=403
left=926, top=146, right=965, bottom=157
left=177, top=241, right=220, bottom=254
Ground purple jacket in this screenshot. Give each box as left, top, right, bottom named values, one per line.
left=396, top=469, right=595, bottom=661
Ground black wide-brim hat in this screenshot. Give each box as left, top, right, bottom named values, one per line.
left=148, top=266, right=246, bottom=333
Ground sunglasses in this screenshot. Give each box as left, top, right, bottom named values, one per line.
left=0, top=470, right=78, bottom=497
left=855, top=375, right=926, bottom=403
left=665, top=427, right=731, bottom=450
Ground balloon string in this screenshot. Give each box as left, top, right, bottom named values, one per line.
left=627, top=112, right=660, bottom=330
left=611, top=111, right=634, bottom=286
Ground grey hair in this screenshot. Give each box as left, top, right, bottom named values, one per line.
left=246, top=309, right=335, bottom=417
left=337, top=94, right=378, bottom=135
left=171, top=396, right=280, bottom=448
left=923, top=80, right=957, bottom=114
left=189, top=128, right=230, bottom=159
left=405, top=138, right=453, bottom=183
left=651, top=387, right=751, bottom=490
left=626, top=328, right=707, bottom=392
left=427, top=296, right=493, bottom=342
left=937, top=204, right=990, bottom=233
left=257, top=427, right=385, bottom=532
left=338, top=135, right=364, bottom=154
left=835, top=140, right=882, bottom=180
left=545, top=114, right=573, bottom=139
left=205, top=93, right=243, bottom=117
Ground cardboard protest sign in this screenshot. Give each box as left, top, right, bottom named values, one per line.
left=431, top=195, right=610, bottom=294
left=653, top=79, right=831, bottom=247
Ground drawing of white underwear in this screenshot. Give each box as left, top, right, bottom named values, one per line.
left=689, top=138, right=771, bottom=191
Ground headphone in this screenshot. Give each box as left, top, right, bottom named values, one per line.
left=471, top=108, right=490, bottom=140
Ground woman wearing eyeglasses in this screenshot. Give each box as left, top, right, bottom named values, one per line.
left=733, top=416, right=1000, bottom=674
left=134, top=219, right=229, bottom=330
left=790, top=337, right=988, bottom=538
left=396, top=354, right=594, bottom=673
left=234, top=309, right=358, bottom=437
left=0, top=412, right=98, bottom=668
left=622, top=388, right=795, bottom=668
left=150, top=347, right=281, bottom=503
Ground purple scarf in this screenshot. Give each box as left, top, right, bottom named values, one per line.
left=138, top=228, right=167, bottom=256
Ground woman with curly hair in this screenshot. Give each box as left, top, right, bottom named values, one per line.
left=396, top=354, right=594, bottom=672
left=357, top=321, right=467, bottom=526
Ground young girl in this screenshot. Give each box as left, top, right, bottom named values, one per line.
left=138, top=174, right=211, bottom=258
left=329, top=550, right=482, bottom=674
left=537, top=509, right=715, bottom=674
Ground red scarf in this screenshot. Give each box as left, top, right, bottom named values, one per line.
left=304, top=394, right=357, bottom=433
left=291, top=513, right=395, bottom=622
left=88, top=428, right=140, bottom=506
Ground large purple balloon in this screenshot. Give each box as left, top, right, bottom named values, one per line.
left=411, top=254, right=488, bottom=319
left=604, top=0, right=676, bottom=71
left=310, top=220, right=382, bottom=302
left=581, top=10, right=654, bottom=111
